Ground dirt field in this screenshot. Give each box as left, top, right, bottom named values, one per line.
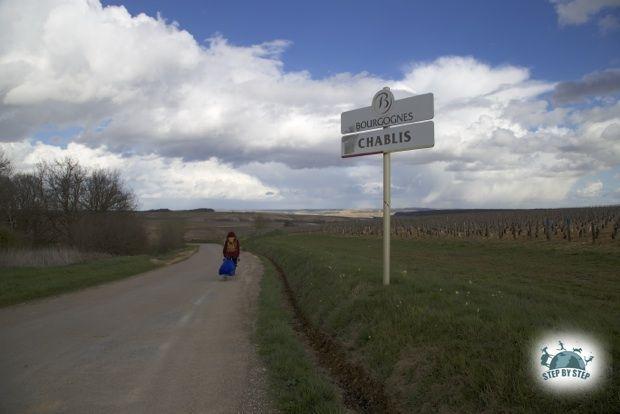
left=140, top=210, right=353, bottom=242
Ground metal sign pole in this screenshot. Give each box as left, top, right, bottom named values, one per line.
left=383, top=152, right=391, bottom=286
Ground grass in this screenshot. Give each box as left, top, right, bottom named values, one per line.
left=254, top=256, right=346, bottom=413
left=0, top=244, right=198, bottom=308
left=150, top=243, right=199, bottom=265
left=246, top=234, right=620, bottom=413
left=0, top=246, right=110, bottom=267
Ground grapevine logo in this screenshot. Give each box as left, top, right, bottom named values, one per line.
left=532, top=332, right=608, bottom=393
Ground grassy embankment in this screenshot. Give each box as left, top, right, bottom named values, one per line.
left=247, top=233, right=619, bottom=413
left=255, top=257, right=346, bottom=413
left=0, top=244, right=198, bottom=307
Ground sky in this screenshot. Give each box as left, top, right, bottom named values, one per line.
left=1, top=0, right=619, bottom=210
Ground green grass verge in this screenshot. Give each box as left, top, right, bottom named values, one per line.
left=255, top=256, right=346, bottom=413
left=246, top=234, right=620, bottom=413
left=151, top=243, right=199, bottom=264
left=0, top=244, right=199, bottom=308
left=0, top=255, right=157, bottom=307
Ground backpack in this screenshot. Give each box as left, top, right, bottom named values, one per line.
left=225, top=237, right=237, bottom=254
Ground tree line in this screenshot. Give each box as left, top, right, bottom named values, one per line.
left=0, top=151, right=182, bottom=255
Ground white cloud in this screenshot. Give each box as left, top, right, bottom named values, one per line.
left=549, top=0, right=620, bottom=26
left=0, top=0, right=619, bottom=209
left=576, top=181, right=604, bottom=197
left=0, top=141, right=280, bottom=207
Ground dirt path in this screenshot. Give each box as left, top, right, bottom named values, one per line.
left=0, top=244, right=272, bottom=414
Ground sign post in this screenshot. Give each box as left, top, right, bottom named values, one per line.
left=341, top=87, right=434, bottom=285
left=383, top=151, right=390, bottom=286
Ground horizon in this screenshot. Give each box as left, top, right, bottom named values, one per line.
left=141, top=204, right=620, bottom=213
left=1, top=0, right=619, bottom=210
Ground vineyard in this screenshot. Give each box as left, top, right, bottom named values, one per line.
left=319, top=206, right=620, bottom=243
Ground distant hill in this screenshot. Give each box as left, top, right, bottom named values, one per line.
left=143, top=208, right=214, bottom=213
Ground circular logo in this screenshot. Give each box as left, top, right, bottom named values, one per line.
left=372, top=87, right=394, bottom=115
left=549, top=351, right=586, bottom=370
left=533, top=332, right=608, bottom=394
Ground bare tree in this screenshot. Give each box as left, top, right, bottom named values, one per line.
left=3, top=155, right=146, bottom=252
left=42, top=157, right=87, bottom=214
left=37, top=158, right=88, bottom=243
left=0, top=150, right=11, bottom=177
left=83, top=169, right=136, bottom=212
left=11, top=173, right=47, bottom=211
left=0, top=150, right=15, bottom=241
left=73, top=168, right=142, bottom=253
left=10, top=170, right=53, bottom=244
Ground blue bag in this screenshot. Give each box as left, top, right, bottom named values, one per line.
left=219, top=258, right=236, bottom=276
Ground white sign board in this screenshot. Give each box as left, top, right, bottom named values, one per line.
left=341, top=121, right=434, bottom=158
left=341, top=92, right=434, bottom=134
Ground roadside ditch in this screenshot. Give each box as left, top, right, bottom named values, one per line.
left=265, top=256, right=399, bottom=414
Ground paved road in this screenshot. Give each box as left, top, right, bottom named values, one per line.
left=0, top=245, right=271, bottom=413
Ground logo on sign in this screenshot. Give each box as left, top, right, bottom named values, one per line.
left=372, top=88, right=394, bottom=115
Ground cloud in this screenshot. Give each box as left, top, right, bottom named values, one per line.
left=549, top=0, right=620, bottom=26
left=553, top=68, right=620, bottom=104
left=0, top=0, right=619, bottom=209
left=0, top=0, right=550, bottom=170
left=0, top=0, right=374, bottom=167
left=0, top=141, right=280, bottom=208
left=598, top=13, right=620, bottom=33
left=576, top=181, right=603, bottom=197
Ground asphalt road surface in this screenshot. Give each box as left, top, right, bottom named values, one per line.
left=0, top=244, right=272, bottom=413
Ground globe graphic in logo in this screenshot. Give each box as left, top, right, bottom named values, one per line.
left=549, top=351, right=586, bottom=370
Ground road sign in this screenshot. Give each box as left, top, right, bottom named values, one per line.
left=341, top=121, right=434, bottom=158
left=341, top=92, right=434, bottom=135
left=340, top=88, right=435, bottom=286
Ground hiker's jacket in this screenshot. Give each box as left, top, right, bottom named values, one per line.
left=223, top=233, right=240, bottom=258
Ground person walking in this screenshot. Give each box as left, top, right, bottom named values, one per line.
left=223, top=231, right=240, bottom=266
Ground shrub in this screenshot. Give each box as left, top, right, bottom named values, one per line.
left=71, top=212, right=148, bottom=255
left=0, top=226, right=18, bottom=248
left=0, top=246, right=110, bottom=267
left=152, top=220, right=186, bottom=254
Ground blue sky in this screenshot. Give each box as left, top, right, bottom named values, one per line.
left=104, top=0, right=620, bottom=82
left=1, top=0, right=619, bottom=210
